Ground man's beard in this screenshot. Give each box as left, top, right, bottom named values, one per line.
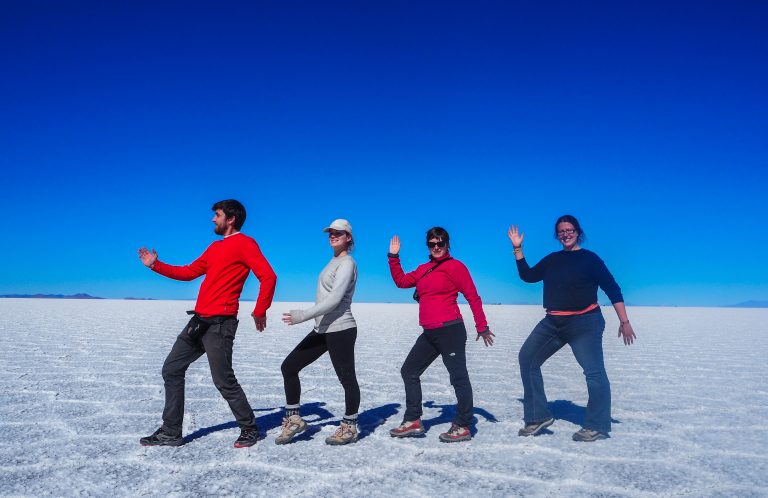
left=214, top=223, right=225, bottom=235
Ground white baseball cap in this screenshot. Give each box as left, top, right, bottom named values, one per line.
left=323, top=219, right=353, bottom=236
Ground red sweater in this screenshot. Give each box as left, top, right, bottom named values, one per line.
left=389, top=254, right=489, bottom=333
left=152, top=232, right=277, bottom=318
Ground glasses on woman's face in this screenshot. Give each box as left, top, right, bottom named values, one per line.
left=328, top=231, right=347, bottom=239
left=427, top=241, right=447, bottom=248
left=557, top=229, right=577, bottom=237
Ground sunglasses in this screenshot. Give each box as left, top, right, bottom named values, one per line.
left=328, top=231, right=348, bottom=238
left=427, top=241, right=447, bottom=248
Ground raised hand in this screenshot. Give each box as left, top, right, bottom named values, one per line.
left=507, top=225, right=524, bottom=248
left=138, top=247, right=158, bottom=268
left=389, top=235, right=401, bottom=255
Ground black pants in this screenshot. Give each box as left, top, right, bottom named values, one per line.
left=280, top=327, right=360, bottom=416
left=401, top=321, right=473, bottom=427
left=160, top=316, right=256, bottom=436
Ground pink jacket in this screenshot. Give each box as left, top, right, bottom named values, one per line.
left=389, top=254, right=489, bottom=333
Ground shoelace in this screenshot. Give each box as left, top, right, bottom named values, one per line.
left=280, top=418, right=298, bottom=436
left=448, top=424, right=465, bottom=435
left=333, top=423, right=355, bottom=439
left=240, top=428, right=256, bottom=439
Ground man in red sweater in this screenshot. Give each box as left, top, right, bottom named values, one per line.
left=137, top=199, right=277, bottom=448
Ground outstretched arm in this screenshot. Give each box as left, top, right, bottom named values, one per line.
left=283, top=259, right=355, bottom=325
left=138, top=247, right=207, bottom=281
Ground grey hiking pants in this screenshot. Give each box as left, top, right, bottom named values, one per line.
left=160, top=315, right=256, bottom=436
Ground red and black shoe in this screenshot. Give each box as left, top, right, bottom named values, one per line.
left=438, top=424, right=471, bottom=443
left=389, top=419, right=426, bottom=438
left=234, top=427, right=259, bottom=448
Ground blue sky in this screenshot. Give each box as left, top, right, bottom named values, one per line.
left=1, top=1, right=766, bottom=306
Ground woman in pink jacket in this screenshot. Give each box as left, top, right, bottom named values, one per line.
left=387, top=227, right=494, bottom=442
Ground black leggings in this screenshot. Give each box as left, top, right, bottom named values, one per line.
left=280, top=327, right=360, bottom=416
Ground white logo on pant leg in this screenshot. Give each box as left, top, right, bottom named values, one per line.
left=449, top=352, right=456, bottom=356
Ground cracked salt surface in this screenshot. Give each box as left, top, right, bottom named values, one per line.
left=0, top=300, right=766, bottom=497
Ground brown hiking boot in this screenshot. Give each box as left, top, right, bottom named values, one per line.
left=275, top=415, right=307, bottom=445
left=325, top=421, right=358, bottom=445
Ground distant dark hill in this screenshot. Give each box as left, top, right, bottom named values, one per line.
left=726, top=300, right=768, bottom=308
left=0, top=293, right=104, bottom=299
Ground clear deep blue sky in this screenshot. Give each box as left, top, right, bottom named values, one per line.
left=2, top=1, right=766, bottom=306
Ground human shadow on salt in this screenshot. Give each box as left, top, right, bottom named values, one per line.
left=413, top=400, right=498, bottom=436
left=514, top=398, right=620, bottom=435
left=357, top=403, right=401, bottom=440
left=292, top=403, right=402, bottom=442
left=184, top=401, right=335, bottom=443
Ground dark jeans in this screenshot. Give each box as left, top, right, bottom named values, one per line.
left=280, top=327, right=360, bottom=416
left=160, top=316, right=256, bottom=436
left=401, top=321, right=473, bottom=427
left=518, top=311, right=611, bottom=433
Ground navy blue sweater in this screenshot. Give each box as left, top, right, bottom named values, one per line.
left=516, top=249, right=623, bottom=311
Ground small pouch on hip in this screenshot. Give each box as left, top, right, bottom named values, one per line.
left=185, top=310, right=212, bottom=340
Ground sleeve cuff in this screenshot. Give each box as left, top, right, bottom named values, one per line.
left=387, top=253, right=400, bottom=258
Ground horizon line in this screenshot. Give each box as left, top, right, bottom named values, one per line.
left=1, top=295, right=766, bottom=309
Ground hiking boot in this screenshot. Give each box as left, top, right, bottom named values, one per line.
left=275, top=415, right=307, bottom=445
left=325, top=421, right=358, bottom=446
left=438, top=424, right=471, bottom=443
left=518, top=417, right=555, bottom=437
left=389, top=419, right=425, bottom=438
left=139, top=427, right=184, bottom=447
left=572, top=428, right=608, bottom=442
left=234, top=427, right=259, bottom=448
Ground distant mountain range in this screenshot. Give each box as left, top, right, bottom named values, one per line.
left=0, top=294, right=155, bottom=300
left=0, top=293, right=103, bottom=299
left=726, top=300, right=768, bottom=308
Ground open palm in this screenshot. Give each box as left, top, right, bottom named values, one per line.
left=138, top=247, right=158, bottom=267
left=507, top=225, right=524, bottom=248
left=389, top=235, right=400, bottom=255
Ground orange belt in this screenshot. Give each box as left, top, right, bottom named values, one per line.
left=547, top=303, right=599, bottom=316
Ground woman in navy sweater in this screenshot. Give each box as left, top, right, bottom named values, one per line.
left=508, top=215, right=636, bottom=442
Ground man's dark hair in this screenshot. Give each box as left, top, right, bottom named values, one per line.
left=212, top=199, right=247, bottom=230
left=426, top=226, right=450, bottom=247
left=554, top=214, right=585, bottom=243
